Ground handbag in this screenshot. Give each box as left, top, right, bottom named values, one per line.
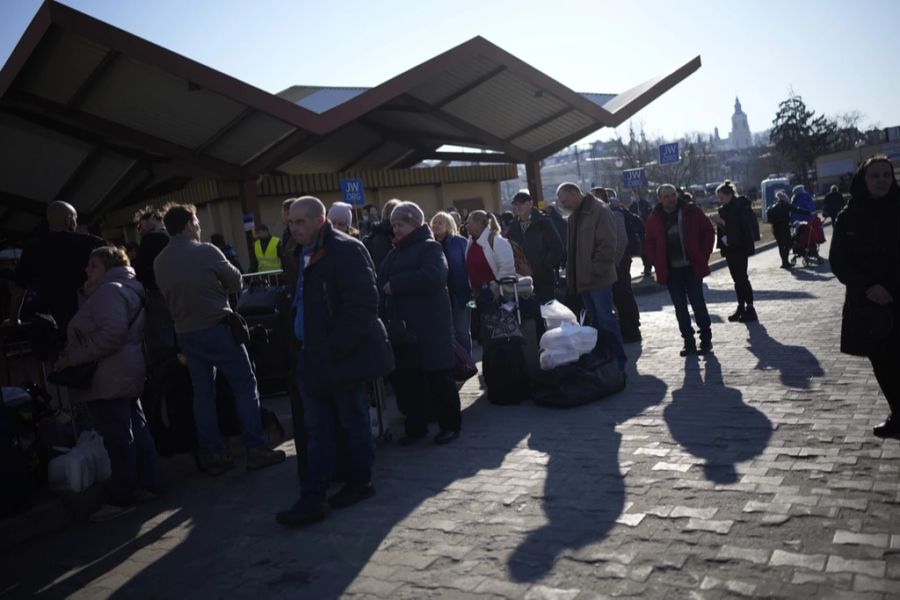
left=221, top=311, right=251, bottom=345
left=841, top=302, right=894, bottom=356
left=452, top=340, right=478, bottom=382
left=47, top=361, right=98, bottom=390
left=48, top=287, right=145, bottom=390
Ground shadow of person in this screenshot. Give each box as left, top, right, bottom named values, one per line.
left=664, top=354, right=773, bottom=484
left=745, top=322, right=824, bottom=389
left=507, top=342, right=667, bottom=582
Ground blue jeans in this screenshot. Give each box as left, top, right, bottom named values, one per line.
left=451, top=305, right=472, bottom=356
left=582, top=286, right=627, bottom=370
left=666, top=266, right=711, bottom=342
left=87, top=397, right=163, bottom=506
left=298, top=352, right=374, bottom=498
left=177, top=324, right=265, bottom=453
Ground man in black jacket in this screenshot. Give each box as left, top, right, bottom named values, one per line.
left=823, top=185, right=845, bottom=226
left=277, top=196, right=394, bottom=527
left=134, top=206, right=176, bottom=365
left=766, top=191, right=793, bottom=269
left=507, top=191, right=563, bottom=303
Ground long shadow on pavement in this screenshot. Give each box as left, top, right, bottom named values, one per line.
left=507, top=342, right=667, bottom=581
left=745, top=322, right=824, bottom=389
left=664, top=354, right=773, bottom=483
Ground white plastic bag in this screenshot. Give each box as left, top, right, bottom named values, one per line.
left=539, top=347, right=581, bottom=370
left=48, top=446, right=95, bottom=493
left=46, top=431, right=111, bottom=493
left=540, top=300, right=578, bottom=330
left=78, top=431, right=111, bottom=482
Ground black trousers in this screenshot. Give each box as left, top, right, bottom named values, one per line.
left=612, top=256, right=641, bottom=338
left=870, top=344, right=900, bottom=416
left=390, top=368, right=461, bottom=436
left=725, top=253, right=754, bottom=307
left=774, top=229, right=792, bottom=266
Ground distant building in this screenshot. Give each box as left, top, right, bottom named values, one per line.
left=730, top=97, right=752, bottom=149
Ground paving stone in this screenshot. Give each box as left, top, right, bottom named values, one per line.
left=714, top=545, right=771, bottom=565
left=670, top=506, right=718, bottom=519
left=683, top=519, right=733, bottom=534
left=852, top=574, right=900, bottom=594
left=832, top=531, right=890, bottom=548
left=651, top=462, right=692, bottom=473
left=769, top=550, right=827, bottom=571
left=615, top=513, right=646, bottom=527
left=524, top=585, right=581, bottom=600
left=826, top=556, right=886, bottom=578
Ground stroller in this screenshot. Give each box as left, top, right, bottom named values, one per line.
left=790, top=216, right=826, bottom=267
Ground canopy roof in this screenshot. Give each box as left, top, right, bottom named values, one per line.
left=0, top=1, right=700, bottom=237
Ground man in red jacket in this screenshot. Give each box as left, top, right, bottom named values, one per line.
left=644, top=185, right=716, bottom=356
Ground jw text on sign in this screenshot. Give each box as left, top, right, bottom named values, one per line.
left=339, top=178, right=366, bottom=205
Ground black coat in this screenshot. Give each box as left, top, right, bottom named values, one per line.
left=766, top=200, right=792, bottom=237
left=363, top=221, right=394, bottom=273
left=717, top=196, right=756, bottom=256
left=507, top=208, right=563, bottom=288
left=378, top=225, right=454, bottom=371
left=300, top=222, right=394, bottom=391
left=824, top=191, right=846, bottom=219
left=830, top=174, right=900, bottom=356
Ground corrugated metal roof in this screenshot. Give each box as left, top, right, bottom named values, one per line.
left=581, top=92, right=617, bottom=108
left=278, top=86, right=370, bottom=114
left=0, top=2, right=699, bottom=238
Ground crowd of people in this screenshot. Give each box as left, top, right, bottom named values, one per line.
left=5, top=157, right=899, bottom=528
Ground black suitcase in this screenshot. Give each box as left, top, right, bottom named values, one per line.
left=482, top=338, right=530, bottom=405
left=144, top=357, right=197, bottom=456
left=244, top=313, right=291, bottom=396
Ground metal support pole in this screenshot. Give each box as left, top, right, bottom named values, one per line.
left=525, top=160, right=544, bottom=203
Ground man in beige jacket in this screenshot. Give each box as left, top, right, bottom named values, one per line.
left=557, top=182, right=627, bottom=371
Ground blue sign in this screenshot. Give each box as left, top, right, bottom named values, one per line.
left=622, top=168, right=647, bottom=189
left=659, top=142, right=680, bottom=165
left=339, top=178, right=366, bottom=206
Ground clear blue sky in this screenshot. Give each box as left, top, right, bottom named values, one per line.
left=2, top=0, right=898, bottom=144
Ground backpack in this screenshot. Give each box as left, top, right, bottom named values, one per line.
left=488, top=231, right=532, bottom=277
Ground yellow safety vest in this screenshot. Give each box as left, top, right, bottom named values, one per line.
left=254, top=236, right=281, bottom=271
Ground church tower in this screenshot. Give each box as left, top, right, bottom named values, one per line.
left=730, top=97, right=752, bottom=149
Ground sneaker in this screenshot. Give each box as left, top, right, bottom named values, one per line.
left=727, top=307, right=744, bottom=322
left=873, top=417, right=900, bottom=439
left=276, top=496, right=329, bottom=527
left=434, top=430, right=460, bottom=445
left=698, top=340, right=713, bottom=355
left=247, top=446, right=286, bottom=471
left=90, top=503, right=135, bottom=523
left=328, top=483, right=376, bottom=509
left=780, top=263, right=792, bottom=270
left=197, top=451, right=235, bottom=476
left=738, top=307, right=758, bottom=322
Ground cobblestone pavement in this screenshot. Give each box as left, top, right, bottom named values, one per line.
left=3, top=235, right=900, bottom=599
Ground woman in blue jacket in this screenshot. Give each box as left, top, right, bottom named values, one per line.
left=431, top=211, right=472, bottom=355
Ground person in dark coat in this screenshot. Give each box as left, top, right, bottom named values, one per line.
left=830, top=155, right=900, bottom=439
left=823, top=185, right=846, bottom=226
left=507, top=191, right=563, bottom=303
left=645, top=187, right=716, bottom=355
left=544, top=204, right=568, bottom=269
left=711, top=180, right=757, bottom=322
left=277, top=197, right=394, bottom=527
left=766, top=190, right=794, bottom=269
left=629, top=189, right=653, bottom=276
left=379, top=202, right=461, bottom=446
left=134, top=206, right=177, bottom=366
left=9, top=201, right=105, bottom=333
left=430, top=211, right=472, bottom=356
left=362, top=199, right=401, bottom=272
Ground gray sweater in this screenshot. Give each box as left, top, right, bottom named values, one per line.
left=153, top=234, right=242, bottom=334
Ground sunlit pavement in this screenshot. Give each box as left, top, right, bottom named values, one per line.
left=2, top=235, right=899, bottom=600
